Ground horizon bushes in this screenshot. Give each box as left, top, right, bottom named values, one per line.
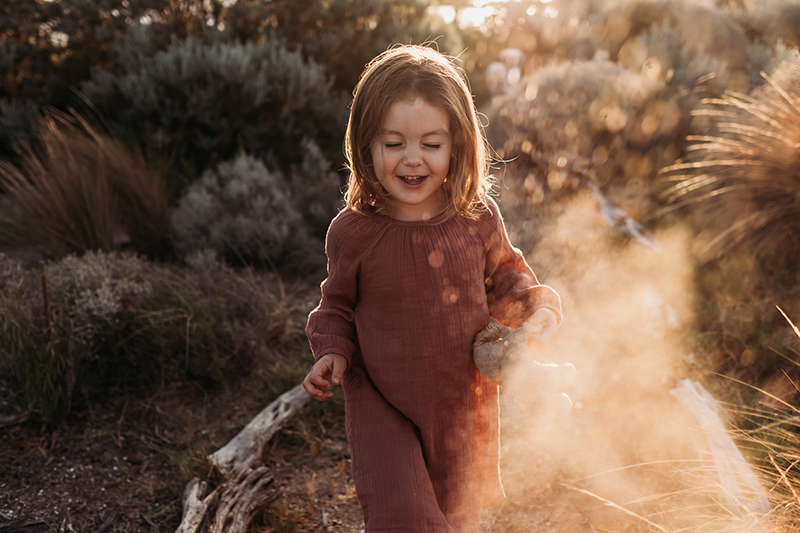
left=81, top=32, right=350, bottom=196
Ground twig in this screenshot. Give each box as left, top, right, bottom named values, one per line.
left=562, top=483, right=673, bottom=533
left=91, top=508, right=119, bottom=533
left=39, top=261, right=51, bottom=330
left=115, top=399, right=129, bottom=448
left=0, top=411, right=31, bottom=429
left=776, top=306, right=800, bottom=340
left=141, top=514, right=160, bottom=533
left=0, top=519, right=49, bottom=532
left=768, top=454, right=800, bottom=505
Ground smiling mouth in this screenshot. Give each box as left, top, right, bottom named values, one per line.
left=399, top=175, right=427, bottom=185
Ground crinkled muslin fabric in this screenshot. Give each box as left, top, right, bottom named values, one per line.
left=306, top=197, right=561, bottom=533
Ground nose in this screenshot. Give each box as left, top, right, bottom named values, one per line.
left=404, top=146, right=422, bottom=165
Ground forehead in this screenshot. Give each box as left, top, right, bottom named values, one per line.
left=380, top=98, right=450, bottom=134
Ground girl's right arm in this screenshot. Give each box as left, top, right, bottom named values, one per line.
left=305, top=212, right=362, bottom=398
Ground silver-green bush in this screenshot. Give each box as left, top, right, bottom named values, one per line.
left=171, top=153, right=309, bottom=265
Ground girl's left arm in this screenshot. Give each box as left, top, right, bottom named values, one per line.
left=482, top=198, right=562, bottom=330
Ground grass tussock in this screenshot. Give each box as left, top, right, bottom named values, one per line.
left=661, top=54, right=800, bottom=265
left=0, top=109, right=170, bottom=259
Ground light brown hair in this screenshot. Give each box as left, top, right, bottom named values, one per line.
left=343, top=44, right=491, bottom=220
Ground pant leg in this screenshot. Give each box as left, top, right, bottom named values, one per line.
left=344, top=367, right=458, bottom=533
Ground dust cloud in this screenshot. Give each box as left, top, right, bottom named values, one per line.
left=486, top=191, right=772, bottom=532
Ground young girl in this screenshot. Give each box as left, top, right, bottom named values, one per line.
left=303, top=45, right=562, bottom=532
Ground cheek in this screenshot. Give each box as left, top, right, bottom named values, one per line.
left=370, top=146, right=389, bottom=172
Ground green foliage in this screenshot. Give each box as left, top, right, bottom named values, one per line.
left=0, top=0, right=171, bottom=156
left=1, top=251, right=157, bottom=420
left=171, top=152, right=329, bottom=268
left=289, top=138, right=346, bottom=240
left=82, top=32, right=349, bottom=192
left=218, top=0, right=456, bottom=93
left=0, top=110, right=170, bottom=259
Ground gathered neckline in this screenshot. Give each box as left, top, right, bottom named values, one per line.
left=382, top=210, right=450, bottom=226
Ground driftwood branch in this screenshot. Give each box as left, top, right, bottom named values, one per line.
left=210, top=383, right=309, bottom=476
left=174, top=383, right=310, bottom=533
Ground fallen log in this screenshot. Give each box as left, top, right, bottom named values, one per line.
left=174, top=383, right=310, bottom=533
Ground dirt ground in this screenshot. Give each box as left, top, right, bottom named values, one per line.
left=0, top=186, right=753, bottom=533
left=0, top=374, right=652, bottom=533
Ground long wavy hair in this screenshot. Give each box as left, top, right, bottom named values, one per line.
left=343, top=44, right=492, bottom=220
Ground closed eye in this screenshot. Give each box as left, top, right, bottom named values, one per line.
left=384, top=143, right=402, bottom=148
left=424, top=144, right=441, bottom=149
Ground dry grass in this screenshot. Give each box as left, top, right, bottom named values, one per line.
left=561, top=310, right=800, bottom=533
left=661, top=56, right=800, bottom=264
left=0, top=109, right=169, bottom=258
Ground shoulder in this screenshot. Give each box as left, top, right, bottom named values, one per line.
left=470, top=195, right=505, bottom=233
left=326, top=208, right=387, bottom=258
left=328, top=207, right=384, bottom=237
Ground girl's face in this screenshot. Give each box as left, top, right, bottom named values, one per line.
left=370, top=98, right=452, bottom=221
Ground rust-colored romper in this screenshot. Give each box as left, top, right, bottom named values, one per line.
left=306, top=197, right=562, bottom=533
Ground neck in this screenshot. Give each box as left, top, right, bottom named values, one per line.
left=389, top=190, right=447, bottom=221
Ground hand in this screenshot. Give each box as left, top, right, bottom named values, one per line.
left=302, top=354, right=347, bottom=401
left=525, top=308, right=558, bottom=353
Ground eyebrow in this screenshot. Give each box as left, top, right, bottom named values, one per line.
left=380, top=128, right=450, bottom=137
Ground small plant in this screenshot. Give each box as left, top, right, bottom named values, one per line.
left=1, top=251, right=157, bottom=420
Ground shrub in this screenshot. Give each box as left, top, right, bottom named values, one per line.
left=489, top=55, right=691, bottom=213
left=0, top=1, right=171, bottom=146
left=589, top=1, right=751, bottom=86
left=0, top=249, right=307, bottom=422
left=0, top=110, right=170, bottom=259
left=1, top=251, right=157, bottom=420
left=289, top=138, right=345, bottom=240
left=662, top=54, right=800, bottom=389
left=81, top=34, right=349, bottom=192
left=171, top=152, right=325, bottom=268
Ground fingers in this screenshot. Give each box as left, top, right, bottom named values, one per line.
left=302, top=354, right=347, bottom=401
left=330, top=355, right=347, bottom=386
left=302, top=372, right=330, bottom=401
left=527, top=308, right=558, bottom=327
left=525, top=308, right=559, bottom=352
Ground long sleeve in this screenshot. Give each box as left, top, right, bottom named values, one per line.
left=305, top=212, right=361, bottom=369
left=482, top=197, right=562, bottom=328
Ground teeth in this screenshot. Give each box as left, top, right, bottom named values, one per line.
left=401, top=176, right=425, bottom=184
